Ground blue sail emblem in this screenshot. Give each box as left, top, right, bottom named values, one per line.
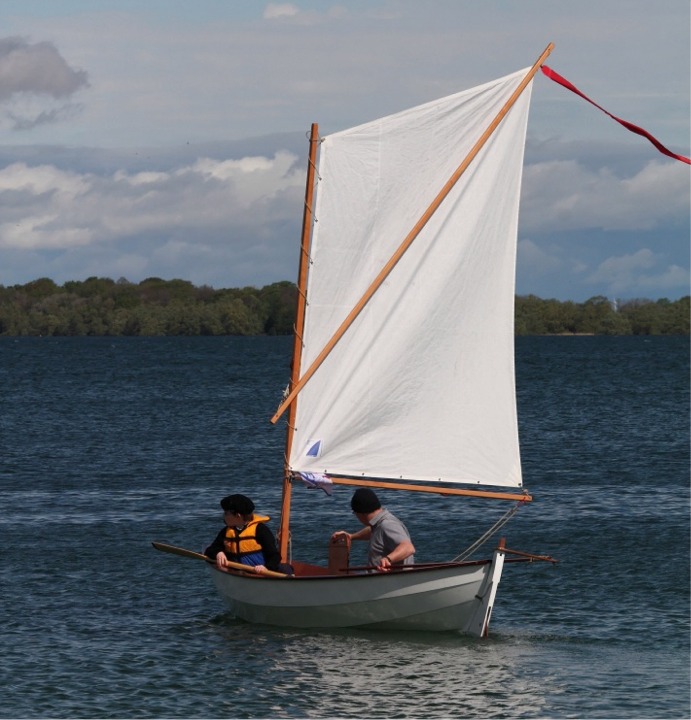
left=306, top=440, right=322, bottom=457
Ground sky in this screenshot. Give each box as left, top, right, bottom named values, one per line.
left=0, top=0, right=689, bottom=302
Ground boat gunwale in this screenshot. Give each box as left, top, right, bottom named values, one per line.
left=208, top=556, right=533, bottom=581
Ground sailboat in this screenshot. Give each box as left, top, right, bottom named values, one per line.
left=155, top=44, right=557, bottom=636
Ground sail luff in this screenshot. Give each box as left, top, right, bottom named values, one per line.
left=270, top=43, right=554, bottom=426
left=277, top=123, right=319, bottom=561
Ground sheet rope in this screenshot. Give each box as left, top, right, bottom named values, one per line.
left=451, top=501, right=524, bottom=562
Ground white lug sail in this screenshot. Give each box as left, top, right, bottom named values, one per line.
left=289, top=68, right=533, bottom=488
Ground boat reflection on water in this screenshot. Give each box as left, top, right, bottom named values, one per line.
left=209, top=618, right=555, bottom=718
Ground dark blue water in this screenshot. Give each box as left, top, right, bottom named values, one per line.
left=1, top=336, right=688, bottom=719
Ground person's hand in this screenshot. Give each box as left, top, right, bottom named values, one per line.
left=215, top=552, right=228, bottom=570
left=253, top=564, right=267, bottom=574
left=377, top=555, right=393, bottom=573
left=331, top=530, right=349, bottom=542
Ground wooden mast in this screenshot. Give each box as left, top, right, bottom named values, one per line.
left=277, top=123, right=319, bottom=562
left=270, top=42, right=554, bottom=426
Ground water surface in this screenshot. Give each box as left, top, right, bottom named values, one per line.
left=1, top=336, right=688, bottom=718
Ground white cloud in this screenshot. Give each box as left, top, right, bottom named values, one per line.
left=0, top=161, right=89, bottom=196
left=521, top=156, right=690, bottom=234
left=517, top=238, right=563, bottom=280
left=0, top=36, right=89, bottom=130
left=0, top=36, right=88, bottom=99
left=263, top=3, right=300, bottom=20
left=115, top=170, right=169, bottom=186
left=0, top=152, right=304, bottom=262
left=586, top=248, right=688, bottom=296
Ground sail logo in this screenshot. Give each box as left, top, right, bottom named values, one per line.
left=306, top=439, right=322, bottom=458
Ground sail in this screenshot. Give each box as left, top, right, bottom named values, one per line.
left=289, top=68, right=533, bottom=488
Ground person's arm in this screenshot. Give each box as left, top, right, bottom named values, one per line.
left=331, top=526, right=372, bottom=542
left=255, top=523, right=282, bottom=572
left=377, top=515, right=415, bottom=571
left=378, top=539, right=415, bottom=571
left=204, top=528, right=226, bottom=560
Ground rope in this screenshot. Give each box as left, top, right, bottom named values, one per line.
left=292, top=323, right=305, bottom=348
left=306, top=154, right=322, bottom=181
left=451, top=501, right=524, bottom=562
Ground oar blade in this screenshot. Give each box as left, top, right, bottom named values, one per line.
left=152, top=541, right=211, bottom=562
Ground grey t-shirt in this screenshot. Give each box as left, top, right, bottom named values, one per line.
left=367, top=508, right=414, bottom=566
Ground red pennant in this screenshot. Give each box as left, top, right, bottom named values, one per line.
left=541, top=65, right=690, bottom=165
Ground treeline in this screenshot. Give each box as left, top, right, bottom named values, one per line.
left=0, top=277, right=296, bottom=337
left=515, top=294, right=689, bottom=336
left=0, top=277, right=688, bottom=336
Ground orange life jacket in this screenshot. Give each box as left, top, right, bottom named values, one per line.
left=223, top=515, right=270, bottom=562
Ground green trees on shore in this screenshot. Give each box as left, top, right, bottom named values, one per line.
left=0, top=277, right=687, bottom=336
left=514, top=294, right=689, bottom=336
left=0, top=277, right=295, bottom=337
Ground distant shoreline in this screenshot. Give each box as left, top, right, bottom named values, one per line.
left=1, top=278, right=688, bottom=337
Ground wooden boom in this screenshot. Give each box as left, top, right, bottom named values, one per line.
left=326, top=477, right=533, bottom=502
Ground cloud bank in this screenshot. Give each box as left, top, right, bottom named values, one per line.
left=0, top=1, right=687, bottom=301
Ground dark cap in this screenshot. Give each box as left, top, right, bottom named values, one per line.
left=350, top=488, right=381, bottom=514
left=220, top=494, right=255, bottom=516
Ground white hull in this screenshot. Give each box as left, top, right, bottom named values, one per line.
left=210, top=547, right=505, bottom=636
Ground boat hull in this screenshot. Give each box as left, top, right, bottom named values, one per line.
left=209, top=547, right=505, bottom=635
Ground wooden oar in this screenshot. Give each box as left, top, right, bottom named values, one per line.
left=151, top=541, right=289, bottom=578
left=152, top=542, right=212, bottom=562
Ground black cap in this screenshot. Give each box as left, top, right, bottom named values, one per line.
left=220, top=494, right=255, bottom=515
left=351, top=488, right=381, bottom=514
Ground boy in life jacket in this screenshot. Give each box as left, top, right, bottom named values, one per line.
left=204, top=494, right=293, bottom=575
